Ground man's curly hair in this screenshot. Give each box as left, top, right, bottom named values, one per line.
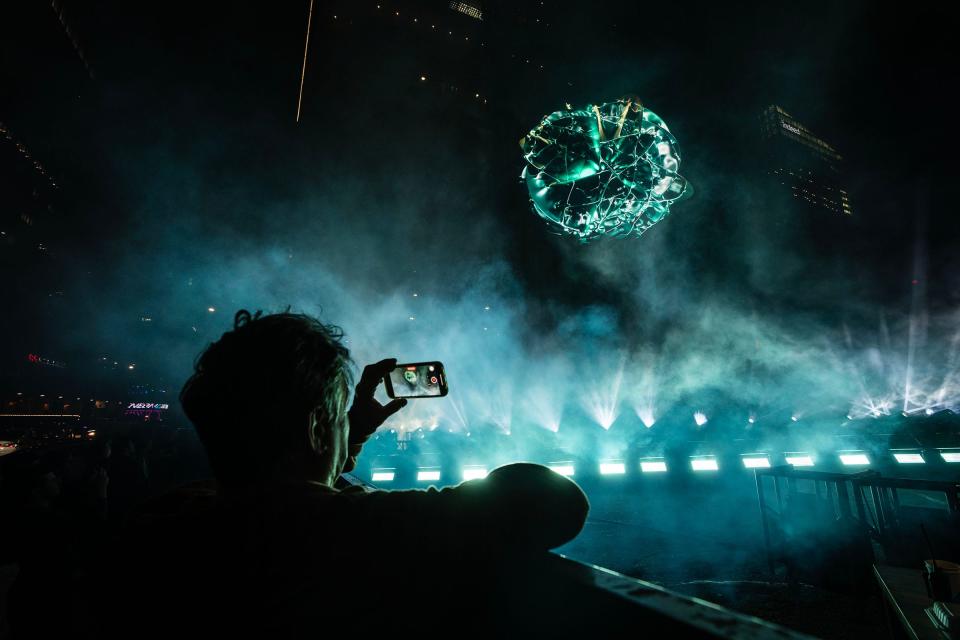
left=180, top=309, right=353, bottom=486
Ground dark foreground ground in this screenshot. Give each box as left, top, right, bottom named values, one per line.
left=0, top=438, right=900, bottom=638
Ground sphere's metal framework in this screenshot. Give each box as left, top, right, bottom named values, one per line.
left=521, top=98, right=689, bottom=242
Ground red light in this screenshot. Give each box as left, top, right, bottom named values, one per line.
left=405, top=366, right=416, bottom=371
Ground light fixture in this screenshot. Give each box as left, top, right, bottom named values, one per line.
left=742, top=456, right=771, bottom=469
left=640, top=460, right=667, bottom=473
left=599, top=461, right=626, bottom=475
left=691, top=457, right=718, bottom=472
left=548, top=463, right=575, bottom=477
left=462, top=466, right=488, bottom=480
left=785, top=454, right=815, bottom=467
left=839, top=452, right=870, bottom=466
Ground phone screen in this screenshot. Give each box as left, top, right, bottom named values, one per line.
left=385, top=362, right=447, bottom=398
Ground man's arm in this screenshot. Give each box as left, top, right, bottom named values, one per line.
left=352, top=462, right=590, bottom=552
left=344, top=358, right=406, bottom=473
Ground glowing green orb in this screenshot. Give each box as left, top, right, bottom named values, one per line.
left=521, top=98, right=690, bottom=242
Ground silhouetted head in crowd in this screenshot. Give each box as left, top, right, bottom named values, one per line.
left=180, top=310, right=353, bottom=491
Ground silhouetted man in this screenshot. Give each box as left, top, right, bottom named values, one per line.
left=101, top=310, right=588, bottom=637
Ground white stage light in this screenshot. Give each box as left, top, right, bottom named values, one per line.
left=417, top=469, right=441, bottom=482
left=940, top=450, right=960, bottom=463
left=548, top=463, right=575, bottom=477
left=839, top=453, right=870, bottom=466
left=742, top=456, right=771, bottom=469
left=462, top=467, right=488, bottom=480
left=694, top=412, right=708, bottom=426
left=371, top=470, right=395, bottom=482
left=785, top=455, right=814, bottom=467
left=640, top=460, right=667, bottom=473
left=892, top=452, right=924, bottom=464
left=691, top=458, right=718, bottom=471
left=599, top=461, right=626, bottom=475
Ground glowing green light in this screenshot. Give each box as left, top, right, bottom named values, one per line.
left=892, top=452, right=924, bottom=464
left=462, top=467, right=488, bottom=480
left=691, top=458, right=718, bottom=471
left=599, top=461, right=626, bottom=475
left=549, top=463, right=575, bottom=477
left=785, top=455, right=815, bottom=467
left=839, top=453, right=870, bottom=466
left=640, top=460, right=667, bottom=473
left=520, top=97, right=690, bottom=242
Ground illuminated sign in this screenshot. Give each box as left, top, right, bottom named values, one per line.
left=26, top=353, right=66, bottom=368
left=127, top=403, right=169, bottom=410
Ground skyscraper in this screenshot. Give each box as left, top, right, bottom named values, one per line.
left=760, top=105, right=853, bottom=217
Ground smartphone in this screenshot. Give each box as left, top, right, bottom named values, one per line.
left=384, top=361, right=448, bottom=399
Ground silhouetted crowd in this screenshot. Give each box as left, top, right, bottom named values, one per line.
left=0, top=429, right=209, bottom=637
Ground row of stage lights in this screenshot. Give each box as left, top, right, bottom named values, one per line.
left=368, top=449, right=960, bottom=483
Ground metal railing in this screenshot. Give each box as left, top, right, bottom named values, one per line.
left=756, top=466, right=960, bottom=578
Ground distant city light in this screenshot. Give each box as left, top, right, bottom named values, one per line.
left=420, top=75, right=426, bottom=81
left=785, top=454, right=815, bottom=467
left=640, top=460, right=667, bottom=473
left=371, top=470, right=395, bottom=482
left=0, top=414, right=81, bottom=418
left=742, top=456, right=771, bottom=469
left=694, top=412, right=708, bottom=426
left=416, top=470, right=441, bottom=482
left=462, top=467, right=488, bottom=481
left=548, top=463, right=575, bottom=477
left=599, top=461, right=626, bottom=475
left=839, top=453, right=870, bottom=466
left=128, top=364, right=135, bottom=370
left=691, top=458, right=718, bottom=472
left=939, top=450, right=960, bottom=463
left=892, top=452, right=925, bottom=464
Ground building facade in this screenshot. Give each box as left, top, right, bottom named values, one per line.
left=760, top=105, right=852, bottom=217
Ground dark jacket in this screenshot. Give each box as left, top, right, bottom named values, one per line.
left=98, top=463, right=588, bottom=638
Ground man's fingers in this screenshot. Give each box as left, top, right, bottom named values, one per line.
left=379, top=398, right=407, bottom=421
left=356, top=358, right=398, bottom=396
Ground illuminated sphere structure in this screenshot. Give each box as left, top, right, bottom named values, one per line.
left=520, top=98, right=689, bottom=242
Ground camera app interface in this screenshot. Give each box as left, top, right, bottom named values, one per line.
left=389, top=363, right=443, bottom=398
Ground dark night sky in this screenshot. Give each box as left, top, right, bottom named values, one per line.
left=2, top=0, right=958, bottom=408
left=11, top=1, right=956, bottom=267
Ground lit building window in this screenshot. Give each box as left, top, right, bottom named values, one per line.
left=449, top=1, right=482, bottom=20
